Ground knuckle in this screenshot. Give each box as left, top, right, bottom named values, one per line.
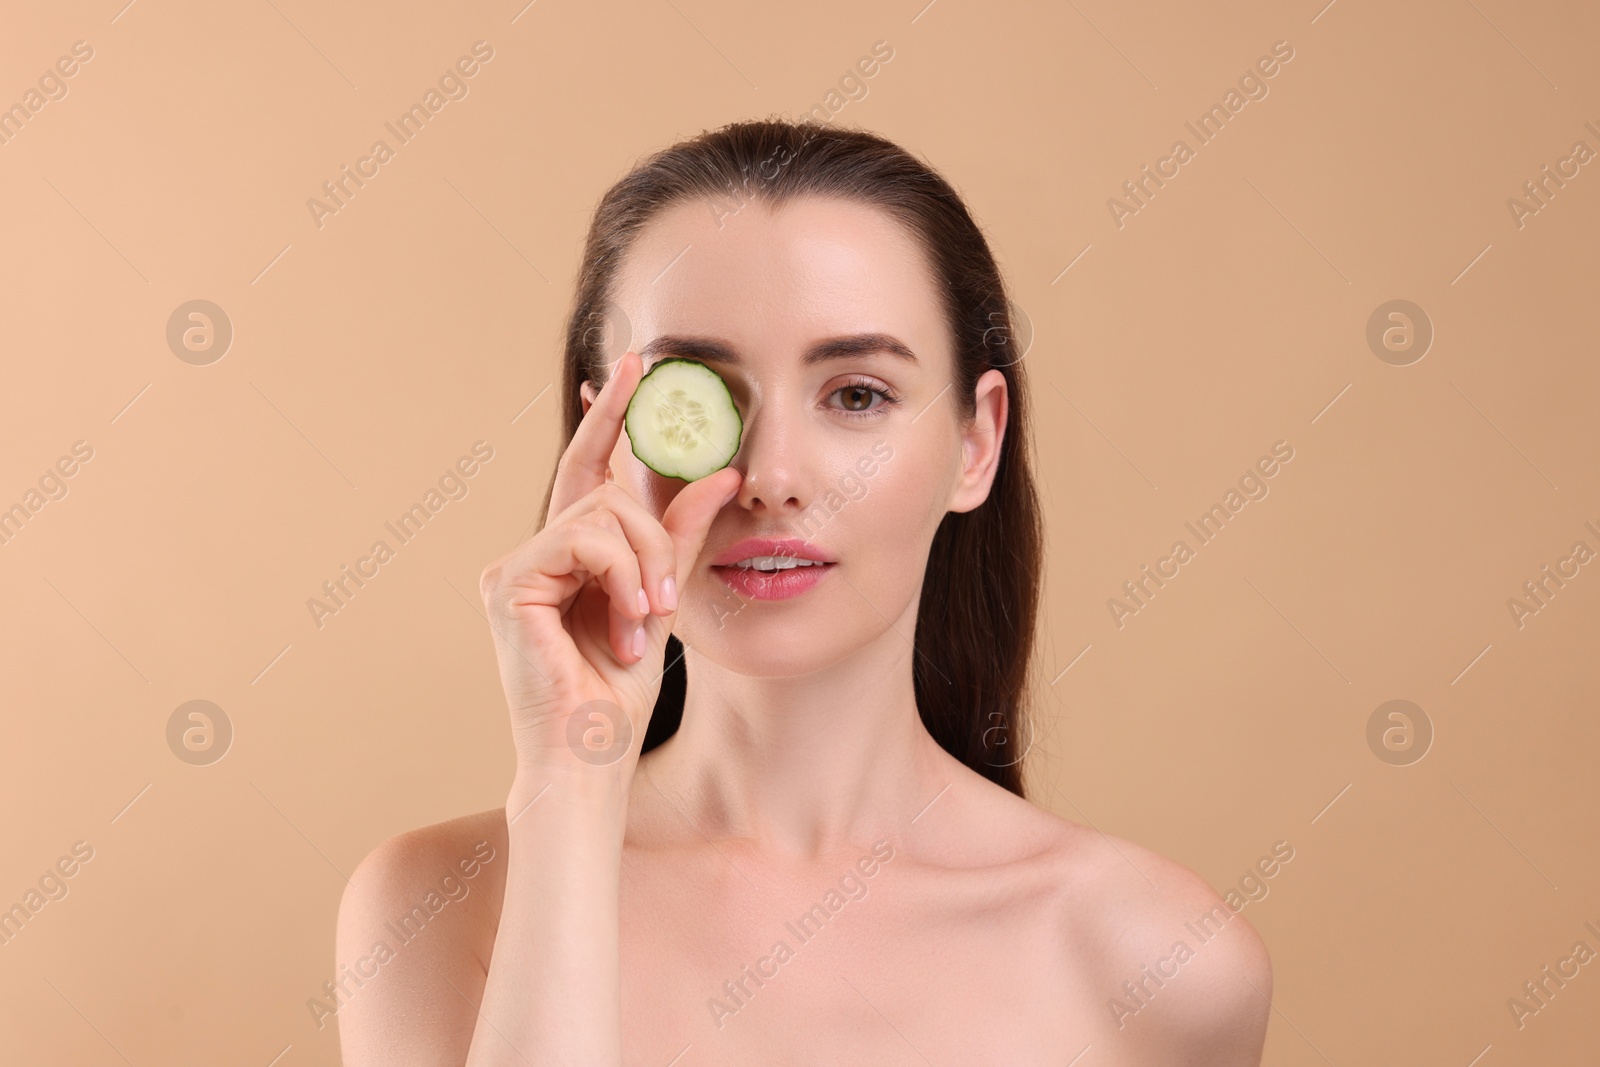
left=610, top=544, right=641, bottom=578
left=565, top=508, right=603, bottom=534
left=588, top=508, right=624, bottom=536
left=478, top=562, right=503, bottom=601
left=487, top=587, right=519, bottom=619
left=596, top=485, right=633, bottom=518
left=479, top=569, right=520, bottom=619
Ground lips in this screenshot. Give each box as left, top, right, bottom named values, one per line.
left=710, top=537, right=836, bottom=601
left=709, top=537, right=835, bottom=568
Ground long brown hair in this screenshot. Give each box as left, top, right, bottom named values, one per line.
left=538, top=118, right=1043, bottom=796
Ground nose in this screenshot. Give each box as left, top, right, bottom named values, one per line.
left=729, top=398, right=808, bottom=513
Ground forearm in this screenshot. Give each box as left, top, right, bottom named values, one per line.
left=465, top=768, right=630, bottom=1066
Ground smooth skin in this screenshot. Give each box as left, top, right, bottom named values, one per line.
left=336, top=195, right=1272, bottom=1065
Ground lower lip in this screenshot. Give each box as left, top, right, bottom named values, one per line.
left=713, top=562, right=834, bottom=600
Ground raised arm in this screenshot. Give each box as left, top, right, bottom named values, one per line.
left=336, top=349, right=741, bottom=1065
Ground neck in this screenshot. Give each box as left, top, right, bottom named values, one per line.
left=642, top=622, right=949, bottom=862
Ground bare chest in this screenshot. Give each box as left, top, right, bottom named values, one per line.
left=613, top=855, right=1128, bottom=1066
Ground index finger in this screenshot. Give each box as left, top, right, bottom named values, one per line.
left=550, top=348, right=642, bottom=516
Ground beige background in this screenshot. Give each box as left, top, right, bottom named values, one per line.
left=2, top=0, right=1597, bottom=1063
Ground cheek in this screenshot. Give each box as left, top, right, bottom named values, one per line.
left=825, top=451, right=951, bottom=595
left=868, top=440, right=956, bottom=528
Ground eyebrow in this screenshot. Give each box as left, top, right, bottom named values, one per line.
left=638, top=333, right=918, bottom=367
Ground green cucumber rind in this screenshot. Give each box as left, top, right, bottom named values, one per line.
left=623, top=357, right=744, bottom=481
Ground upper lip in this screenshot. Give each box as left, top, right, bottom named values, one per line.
left=711, top=537, right=836, bottom=567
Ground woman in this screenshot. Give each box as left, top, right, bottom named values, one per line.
left=336, top=119, right=1271, bottom=1065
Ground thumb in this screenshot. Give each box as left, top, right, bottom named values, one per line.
left=660, top=466, right=743, bottom=609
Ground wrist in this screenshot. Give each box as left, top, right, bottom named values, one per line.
left=508, top=760, right=631, bottom=820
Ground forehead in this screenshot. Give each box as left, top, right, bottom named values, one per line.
left=613, top=195, right=948, bottom=363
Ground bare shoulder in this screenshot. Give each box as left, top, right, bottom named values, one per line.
left=932, top=768, right=1271, bottom=1059
left=333, top=808, right=509, bottom=1065
left=1035, top=807, right=1274, bottom=1063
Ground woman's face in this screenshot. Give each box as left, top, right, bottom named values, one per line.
left=584, top=194, right=1007, bottom=678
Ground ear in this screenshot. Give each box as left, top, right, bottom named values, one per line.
left=948, top=368, right=1008, bottom=513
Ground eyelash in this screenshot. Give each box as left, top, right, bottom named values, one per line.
left=829, top=377, right=900, bottom=418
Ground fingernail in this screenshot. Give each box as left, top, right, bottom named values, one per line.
left=660, top=575, right=677, bottom=611
left=631, top=624, right=646, bottom=658
left=636, top=587, right=649, bottom=615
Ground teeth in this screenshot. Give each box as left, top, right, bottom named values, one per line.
left=732, top=555, right=826, bottom=572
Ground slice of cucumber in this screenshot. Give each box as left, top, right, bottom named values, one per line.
left=624, top=357, right=743, bottom=480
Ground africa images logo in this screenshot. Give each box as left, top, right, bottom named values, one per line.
left=305, top=41, right=495, bottom=230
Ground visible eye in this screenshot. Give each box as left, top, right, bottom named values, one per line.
left=827, top=377, right=900, bottom=418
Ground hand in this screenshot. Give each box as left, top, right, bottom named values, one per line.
left=478, top=350, right=742, bottom=781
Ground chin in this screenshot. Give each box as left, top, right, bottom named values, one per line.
left=676, top=580, right=861, bottom=679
